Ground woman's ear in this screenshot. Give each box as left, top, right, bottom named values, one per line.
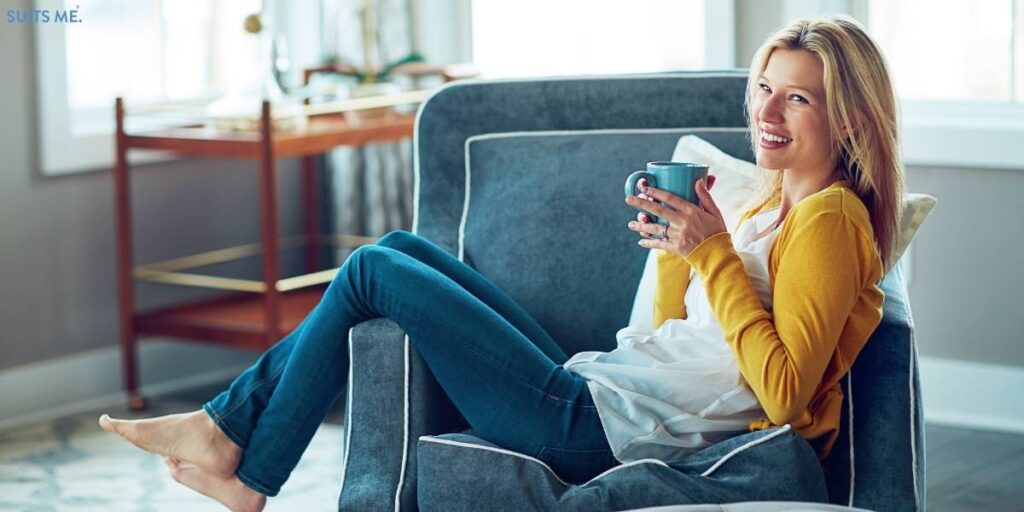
left=841, top=112, right=863, bottom=138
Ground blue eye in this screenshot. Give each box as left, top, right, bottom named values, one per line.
left=759, top=83, right=771, bottom=93
left=790, top=94, right=808, bottom=104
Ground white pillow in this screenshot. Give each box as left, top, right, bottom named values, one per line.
left=627, top=135, right=936, bottom=330
left=668, top=135, right=762, bottom=233
left=893, top=192, right=937, bottom=266
left=628, top=135, right=760, bottom=330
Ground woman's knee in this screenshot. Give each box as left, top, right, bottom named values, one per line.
left=376, top=230, right=417, bottom=249
left=347, top=244, right=396, bottom=268
left=332, top=245, right=396, bottom=292
left=376, top=230, right=436, bottom=260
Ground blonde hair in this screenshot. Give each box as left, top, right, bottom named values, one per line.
left=740, top=15, right=905, bottom=273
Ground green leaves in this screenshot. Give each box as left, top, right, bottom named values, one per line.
left=325, top=52, right=426, bottom=84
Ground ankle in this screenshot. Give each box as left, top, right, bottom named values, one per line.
left=194, top=410, right=240, bottom=453
left=233, top=477, right=268, bottom=510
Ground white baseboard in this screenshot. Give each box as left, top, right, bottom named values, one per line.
left=0, top=340, right=258, bottom=432
left=920, top=356, right=1024, bottom=434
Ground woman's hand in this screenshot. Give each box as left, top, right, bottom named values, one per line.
left=626, top=175, right=727, bottom=257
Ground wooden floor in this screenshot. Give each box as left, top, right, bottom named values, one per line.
left=925, top=424, right=1024, bottom=511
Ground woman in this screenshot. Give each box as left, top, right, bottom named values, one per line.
left=100, top=15, right=903, bottom=511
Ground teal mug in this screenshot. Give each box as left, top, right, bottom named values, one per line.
left=624, top=161, right=709, bottom=225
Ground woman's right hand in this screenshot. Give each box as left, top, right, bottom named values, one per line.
left=634, top=178, right=658, bottom=238
left=630, top=176, right=717, bottom=238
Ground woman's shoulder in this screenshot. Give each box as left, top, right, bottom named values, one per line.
left=788, top=181, right=872, bottom=235
left=775, top=181, right=884, bottom=285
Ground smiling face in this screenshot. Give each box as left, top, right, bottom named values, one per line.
left=751, top=48, right=838, bottom=175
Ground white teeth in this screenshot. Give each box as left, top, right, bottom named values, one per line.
left=761, top=132, right=792, bottom=143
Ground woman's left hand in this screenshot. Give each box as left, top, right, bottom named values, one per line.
left=626, top=175, right=728, bottom=257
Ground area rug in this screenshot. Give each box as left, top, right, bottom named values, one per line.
left=0, top=403, right=344, bottom=511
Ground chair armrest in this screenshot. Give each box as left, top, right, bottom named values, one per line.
left=338, top=318, right=463, bottom=512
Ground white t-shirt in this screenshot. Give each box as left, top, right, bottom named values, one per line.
left=563, top=207, right=785, bottom=464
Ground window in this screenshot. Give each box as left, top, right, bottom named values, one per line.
left=36, top=0, right=261, bottom=175
left=858, top=0, right=1024, bottom=169
left=470, top=0, right=734, bottom=79
left=868, top=0, right=1022, bottom=103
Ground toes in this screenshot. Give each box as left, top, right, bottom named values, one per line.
left=99, top=415, right=134, bottom=440
left=98, top=414, right=117, bottom=433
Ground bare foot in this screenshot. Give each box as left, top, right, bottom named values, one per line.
left=99, top=410, right=240, bottom=477
left=164, top=457, right=266, bottom=512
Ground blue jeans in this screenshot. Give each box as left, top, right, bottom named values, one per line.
left=204, top=230, right=617, bottom=496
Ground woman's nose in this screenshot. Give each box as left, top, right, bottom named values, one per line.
left=758, top=95, right=784, bottom=124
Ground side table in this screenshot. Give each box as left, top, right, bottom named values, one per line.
left=113, top=91, right=427, bottom=408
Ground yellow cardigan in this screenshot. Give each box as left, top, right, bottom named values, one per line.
left=653, top=180, right=885, bottom=459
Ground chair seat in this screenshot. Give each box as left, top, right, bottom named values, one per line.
left=415, top=427, right=830, bottom=512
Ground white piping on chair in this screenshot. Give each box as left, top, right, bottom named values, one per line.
left=410, top=84, right=428, bottom=235
left=418, top=435, right=672, bottom=488
left=457, top=140, right=473, bottom=262
left=847, top=372, right=856, bottom=506
left=338, top=328, right=356, bottom=494
left=458, top=127, right=748, bottom=260
left=904, top=292, right=922, bottom=511
left=422, top=426, right=795, bottom=486
left=699, top=424, right=793, bottom=477
left=434, top=72, right=747, bottom=89
left=393, top=336, right=412, bottom=512
left=467, top=127, right=747, bottom=143
left=418, top=73, right=749, bottom=144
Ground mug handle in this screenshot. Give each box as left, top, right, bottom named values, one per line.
left=625, top=170, right=659, bottom=223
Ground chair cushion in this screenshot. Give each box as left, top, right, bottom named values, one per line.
left=416, top=426, right=828, bottom=512
left=461, top=128, right=751, bottom=356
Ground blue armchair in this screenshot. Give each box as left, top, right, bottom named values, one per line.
left=334, top=73, right=925, bottom=512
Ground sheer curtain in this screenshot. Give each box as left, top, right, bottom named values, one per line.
left=317, top=0, right=416, bottom=261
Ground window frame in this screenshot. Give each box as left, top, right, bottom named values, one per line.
left=33, top=0, right=294, bottom=177
left=900, top=100, right=1024, bottom=170
left=33, top=0, right=198, bottom=176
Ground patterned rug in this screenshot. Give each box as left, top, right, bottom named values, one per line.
left=0, top=400, right=344, bottom=511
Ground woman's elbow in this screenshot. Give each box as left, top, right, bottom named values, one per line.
left=758, top=372, right=815, bottom=425
left=762, top=402, right=805, bottom=426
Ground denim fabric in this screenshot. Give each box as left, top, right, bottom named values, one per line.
left=204, top=230, right=617, bottom=496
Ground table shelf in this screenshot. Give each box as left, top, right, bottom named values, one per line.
left=134, top=286, right=327, bottom=351
left=131, top=234, right=375, bottom=292
left=125, top=113, right=417, bottom=159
